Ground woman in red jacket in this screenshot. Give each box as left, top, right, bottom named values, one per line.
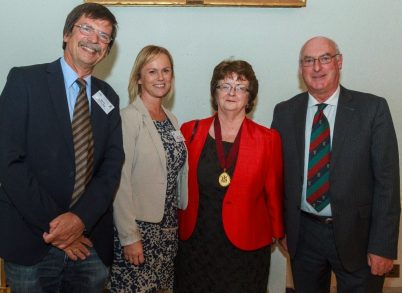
left=175, top=60, right=284, bottom=293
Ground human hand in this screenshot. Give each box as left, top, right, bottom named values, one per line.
left=64, top=235, right=93, bottom=261
left=277, top=236, right=288, bottom=252
left=43, top=212, right=85, bottom=249
left=367, top=253, right=394, bottom=276
left=123, top=241, right=145, bottom=266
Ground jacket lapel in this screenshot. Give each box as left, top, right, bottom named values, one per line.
left=331, top=86, right=355, bottom=170
left=229, top=117, right=251, bottom=190
left=294, top=94, right=308, bottom=177
left=190, top=116, right=214, bottom=176
left=164, top=106, right=179, bottom=130
left=134, top=98, right=167, bottom=176
left=89, top=80, right=107, bottom=164
left=46, top=60, right=74, bottom=158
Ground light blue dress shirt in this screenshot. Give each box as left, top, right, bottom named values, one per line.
left=60, top=57, right=92, bottom=121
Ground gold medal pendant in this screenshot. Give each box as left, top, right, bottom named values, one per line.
left=218, top=171, right=231, bottom=187
left=214, top=116, right=242, bottom=189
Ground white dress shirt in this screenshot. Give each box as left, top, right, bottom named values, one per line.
left=301, top=86, right=340, bottom=216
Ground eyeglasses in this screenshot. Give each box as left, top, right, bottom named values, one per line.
left=74, top=24, right=113, bottom=44
left=300, top=53, right=341, bottom=67
left=216, top=84, right=249, bottom=94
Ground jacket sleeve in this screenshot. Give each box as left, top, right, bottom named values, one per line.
left=0, top=67, right=61, bottom=235
left=367, top=98, right=400, bottom=259
left=264, top=129, right=285, bottom=239
left=113, top=108, right=142, bottom=246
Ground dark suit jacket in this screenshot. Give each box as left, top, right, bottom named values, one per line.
left=272, top=86, right=400, bottom=272
left=0, top=59, right=124, bottom=266
left=179, top=116, right=284, bottom=250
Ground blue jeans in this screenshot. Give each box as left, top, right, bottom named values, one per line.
left=5, top=246, right=109, bottom=293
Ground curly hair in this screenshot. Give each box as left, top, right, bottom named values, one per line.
left=210, top=59, right=258, bottom=114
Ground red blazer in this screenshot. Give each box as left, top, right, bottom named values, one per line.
left=179, top=116, right=284, bottom=250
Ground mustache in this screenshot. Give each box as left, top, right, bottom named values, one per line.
left=78, top=40, right=102, bottom=53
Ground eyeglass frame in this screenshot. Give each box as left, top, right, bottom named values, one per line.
left=216, top=83, right=249, bottom=94
left=74, top=24, right=113, bottom=44
left=300, top=53, right=341, bottom=67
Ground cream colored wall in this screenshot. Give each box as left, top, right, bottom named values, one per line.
left=1, top=0, right=402, bottom=291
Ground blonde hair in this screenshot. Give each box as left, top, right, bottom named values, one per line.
left=128, top=45, right=175, bottom=104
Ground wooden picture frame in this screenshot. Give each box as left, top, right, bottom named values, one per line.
left=86, top=0, right=305, bottom=7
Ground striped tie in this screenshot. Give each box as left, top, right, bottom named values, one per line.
left=71, top=78, right=94, bottom=207
left=306, top=103, right=331, bottom=212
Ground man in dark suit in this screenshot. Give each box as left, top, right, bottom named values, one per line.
left=0, top=3, right=124, bottom=292
left=272, top=36, right=400, bottom=292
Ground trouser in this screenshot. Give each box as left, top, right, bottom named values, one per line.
left=291, top=213, right=384, bottom=293
left=5, top=246, right=109, bottom=293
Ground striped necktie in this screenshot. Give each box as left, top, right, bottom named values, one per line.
left=71, top=78, right=94, bottom=207
left=306, top=103, right=331, bottom=212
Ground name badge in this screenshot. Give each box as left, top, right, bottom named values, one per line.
left=171, top=130, right=185, bottom=142
left=92, top=91, right=114, bottom=114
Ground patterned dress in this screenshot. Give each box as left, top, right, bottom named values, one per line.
left=109, top=118, right=186, bottom=293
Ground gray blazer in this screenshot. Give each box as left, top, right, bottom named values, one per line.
left=113, top=97, right=188, bottom=246
left=272, top=86, right=400, bottom=272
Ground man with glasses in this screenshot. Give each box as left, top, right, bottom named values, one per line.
left=0, top=3, right=124, bottom=292
left=272, top=36, right=400, bottom=292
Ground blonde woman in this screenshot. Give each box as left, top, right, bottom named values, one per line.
left=110, top=45, right=188, bottom=293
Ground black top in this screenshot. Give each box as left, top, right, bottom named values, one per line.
left=175, top=135, right=270, bottom=293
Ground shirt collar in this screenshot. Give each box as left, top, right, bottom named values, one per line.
left=60, top=57, right=91, bottom=89
left=307, top=85, right=340, bottom=109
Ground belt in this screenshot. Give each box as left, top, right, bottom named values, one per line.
left=301, top=210, right=333, bottom=224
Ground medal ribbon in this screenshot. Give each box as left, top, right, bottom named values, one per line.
left=214, top=115, right=243, bottom=172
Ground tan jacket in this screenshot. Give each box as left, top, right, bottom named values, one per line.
left=113, top=97, right=188, bottom=246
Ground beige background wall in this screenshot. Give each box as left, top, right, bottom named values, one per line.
left=1, top=0, right=402, bottom=291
